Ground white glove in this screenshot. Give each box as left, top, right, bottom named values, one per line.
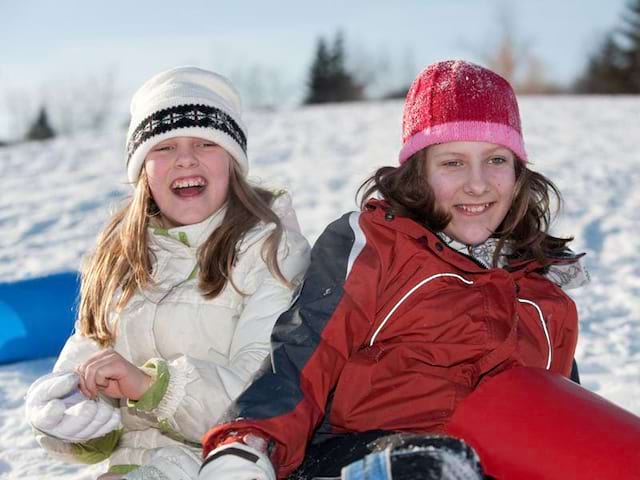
left=199, top=442, right=276, bottom=480
left=25, top=371, right=121, bottom=443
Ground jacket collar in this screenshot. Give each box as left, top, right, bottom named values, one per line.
left=364, top=199, right=589, bottom=288
left=366, top=199, right=491, bottom=273
left=149, top=205, right=228, bottom=252
left=436, top=232, right=510, bottom=269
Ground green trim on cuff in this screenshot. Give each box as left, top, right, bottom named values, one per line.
left=108, top=464, right=139, bottom=475
left=127, top=359, right=170, bottom=412
left=158, top=418, right=201, bottom=449
left=70, top=429, right=123, bottom=464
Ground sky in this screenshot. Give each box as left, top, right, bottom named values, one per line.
left=0, top=0, right=630, bottom=139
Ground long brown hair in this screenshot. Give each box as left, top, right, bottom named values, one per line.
left=78, top=162, right=288, bottom=347
left=358, top=149, right=572, bottom=266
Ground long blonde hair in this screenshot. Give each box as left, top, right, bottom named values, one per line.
left=78, top=162, right=288, bottom=347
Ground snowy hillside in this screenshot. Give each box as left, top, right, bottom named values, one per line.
left=0, top=97, right=639, bottom=479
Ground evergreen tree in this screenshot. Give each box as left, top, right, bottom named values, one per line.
left=330, top=31, right=364, bottom=102
left=305, top=31, right=363, bottom=104
left=306, top=38, right=333, bottom=104
left=576, top=0, right=640, bottom=93
left=576, top=34, right=629, bottom=93
left=26, top=107, right=56, bottom=141
left=619, top=0, right=640, bottom=91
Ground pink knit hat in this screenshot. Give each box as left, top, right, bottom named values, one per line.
left=399, top=60, right=527, bottom=164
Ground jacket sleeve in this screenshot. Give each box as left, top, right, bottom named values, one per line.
left=53, top=321, right=102, bottom=372
left=31, top=324, right=122, bottom=464
left=128, top=203, right=311, bottom=444
left=202, top=211, right=380, bottom=478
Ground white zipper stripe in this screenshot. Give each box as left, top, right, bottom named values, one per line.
left=518, top=298, right=552, bottom=369
left=369, top=273, right=474, bottom=346
left=347, top=212, right=365, bottom=279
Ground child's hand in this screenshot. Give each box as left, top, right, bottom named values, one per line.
left=76, top=349, right=153, bottom=401
left=25, top=371, right=121, bottom=442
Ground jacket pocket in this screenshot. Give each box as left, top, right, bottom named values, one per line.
left=330, top=345, right=457, bottom=433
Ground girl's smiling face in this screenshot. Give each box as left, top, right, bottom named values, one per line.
left=425, top=141, right=517, bottom=246
left=144, top=136, right=231, bottom=228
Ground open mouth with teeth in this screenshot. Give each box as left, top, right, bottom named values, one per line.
left=171, top=176, right=207, bottom=197
left=455, top=202, right=494, bottom=215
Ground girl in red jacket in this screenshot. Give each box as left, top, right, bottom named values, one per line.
left=198, top=60, right=640, bottom=480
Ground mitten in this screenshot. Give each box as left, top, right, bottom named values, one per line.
left=25, top=371, right=121, bottom=443
left=199, top=442, right=276, bottom=480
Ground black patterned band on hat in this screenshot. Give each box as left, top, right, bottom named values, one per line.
left=126, top=103, right=247, bottom=163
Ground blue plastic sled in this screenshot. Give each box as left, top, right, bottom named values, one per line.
left=0, top=272, right=79, bottom=365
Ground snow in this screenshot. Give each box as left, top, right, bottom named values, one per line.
left=0, top=96, right=639, bottom=478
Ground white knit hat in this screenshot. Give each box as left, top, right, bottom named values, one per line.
left=125, top=66, right=248, bottom=183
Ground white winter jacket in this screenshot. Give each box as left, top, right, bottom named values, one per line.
left=33, top=193, right=310, bottom=476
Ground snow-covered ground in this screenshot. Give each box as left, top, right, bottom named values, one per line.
left=0, top=96, right=638, bottom=479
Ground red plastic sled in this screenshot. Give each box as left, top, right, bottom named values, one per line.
left=446, top=367, right=640, bottom=479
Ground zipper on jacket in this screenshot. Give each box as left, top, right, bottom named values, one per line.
left=438, top=238, right=491, bottom=270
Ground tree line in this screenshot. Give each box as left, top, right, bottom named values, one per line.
left=8, top=0, right=640, bottom=144
left=574, top=0, right=640, bottom=93
left=303, top=0, right=640, bottom=104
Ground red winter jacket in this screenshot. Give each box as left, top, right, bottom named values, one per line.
left=203, top=201, right=580, bottom=478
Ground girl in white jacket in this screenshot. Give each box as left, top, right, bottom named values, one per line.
left=24, top=66, right=310, bottom=480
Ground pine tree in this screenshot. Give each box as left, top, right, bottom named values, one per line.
left=305, top=31, right=363, bottom=104
left=26, top=107, right=56, bottom=141
left=306, top=38, right=333, bottom=104
left=619, top=0, right=640, bottom=91
left=330, top=31, right=364, bottom=102
left=576, top=0, right=640, bottom=93
left=576, top=34, right=629, bottom=93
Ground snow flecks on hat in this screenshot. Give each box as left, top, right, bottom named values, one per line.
left=399, top=60, right=527, bottom=164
